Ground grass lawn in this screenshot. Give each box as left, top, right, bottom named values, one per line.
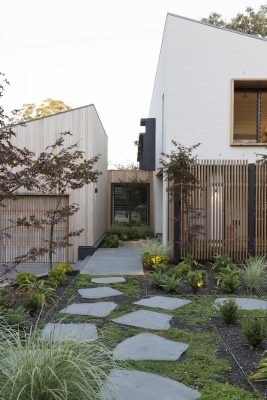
left=51, top=274, right=266, bottom=400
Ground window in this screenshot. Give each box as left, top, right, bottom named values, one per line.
left=233, top=80, right=267, bottom=145
left=112, top=183, right=149, bottom=226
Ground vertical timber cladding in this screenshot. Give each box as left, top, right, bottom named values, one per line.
left=178, top=160, right=248, bottom=261
left=256, top=162, right=267, bottom=256
left=0, top=195, right=69, bottom=263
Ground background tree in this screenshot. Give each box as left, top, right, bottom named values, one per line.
left=17, top=98, right=71, bottom=122
left=202, top=5, right=267, bottom=37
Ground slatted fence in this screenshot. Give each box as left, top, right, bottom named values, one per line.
left=0, top=195, right=69, bottom=263
left=256, top=162, right=267, bottom=256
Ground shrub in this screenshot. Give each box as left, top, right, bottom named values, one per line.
left=151, top=271, right=166, bottom=287
left=0, top=306, right=28, bottom=327
left=241, top=256, right=267, bottom=295
left=174, top=261, right=191, bottom=278
left=16, top=272, right=37, bottom=289
left=160, top=274, right=183, bottom=293
left=153, top=263, right=168, bottom=273
left=186, top=270, right=208, bottom=293
left=108, top=225, right=154, bottom=240
left=217, top=269, right=241, bottom=294
left=0, top=323, right=117, bottom=400
left=212, top=253, right=235, bottom=271
left=48, top=269, right=67, bottom=286
left=23, top=280, right=56, bottom=314
left=23, top=293, right=43, bottom=314
left=145, top=255, right=169, bottom=267
left=141, top=239, right=171, bottom=267
left=216, top=299, right=239, bottom=325
left=55, top=262, right=72, bottom=274
left=102, top=233, right=120, bottom=248
left=241, top=316, right=267, bottom=348
left=251, top=350, right=267, bottom=381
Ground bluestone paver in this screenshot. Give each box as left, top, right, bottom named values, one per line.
left=78, top=287, right=123, bottom=299
left=60, top=302, right=117, bottom=317
left=91, top=277, right=126, bottom=284
left=215, top=297, right=267, bottom=310
left=134, top=295, right=192, bottom=310
left=112, top=310, right=172, bottom=330
left=101, top=369, right=201, bottom=400
left=113, top=333, right=188, bottom=360
left=40, top=323, right=98, bottom=342
left=80, top=242, right=143, bottom=276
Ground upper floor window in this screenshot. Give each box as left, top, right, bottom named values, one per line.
left=233, top=79, right=267, bottom=145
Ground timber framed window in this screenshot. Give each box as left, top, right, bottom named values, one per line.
left=232, top=79, right=267, bottom=145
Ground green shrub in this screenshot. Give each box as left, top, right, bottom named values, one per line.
left=23, top=280, right=56, bottom=314
left=0, top=306, right=27, bottom=327
left=55, top=262, right=72, bottom=274
left=217, top=269, right=241, bottom=293
left=108, top=225, right=154, bottom=240
left=241, top=316, right=267, bottom=348
left=0, top=322, right=117, bottom=400
left=23, top=293, right=43, bottom=314
left=48, top=269, right=67, bottom=286
left=251, top=350, right=267, bottom=381
left=174, top=261, right=191, bottom=278
left=0, top=288, right=16, bottom=307
left=241, top=256, right=267, bottom=295
left=216, top=299, right=239, bottom=325
left=186, top=270, right=208, bottom=293
left=151, top=271, right=166, bottom=287
left=153, top=263, right=168, bottom=273
left=160, top=274, right=183, bottom=293
left=16, top=272, right=37, bottom=289
left=102, top=233, right=120, bottom=248
left=212, top=253, right=235, bottom=271
left=181, top=255, right=199, bottom=267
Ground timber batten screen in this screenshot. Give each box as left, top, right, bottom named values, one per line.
left=174, top=160, right=249, bottom=261
left=0, top=195, right=69, bottom=263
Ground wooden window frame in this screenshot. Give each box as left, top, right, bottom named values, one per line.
left=231, top=78, right=267, bottom=146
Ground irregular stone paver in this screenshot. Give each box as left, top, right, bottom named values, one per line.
left=134, top=295, right=191, bottom=310
left=78, top=287, right=123, bottom=299
left=112, top=310, right=172, bottom=330
left=215, top=297, right=267, bottom=311
left=40, top=323, right=98, bottom=342
left=101, top=369, right=201, bottom=400
left=113, top=333, right=188, bottom=360
left=91, top=277, right=126, bottom=284
left=60, top=302, right=117, bottom=317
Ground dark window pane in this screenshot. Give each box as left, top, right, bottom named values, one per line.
left=234, top=92, right=257, bottom=142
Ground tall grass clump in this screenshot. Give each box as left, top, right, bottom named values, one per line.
left=0, top=322, right=117, bottom=400
left=140, top=238, right=172, bottom=258
left=241, top=256, right=267, bottom=295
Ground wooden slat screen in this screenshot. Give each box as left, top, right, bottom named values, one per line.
left=179, top=160, right=248, bottom=261
left=0, top=195, right=69, bottom=263
left=256, top=162, right=267, bottom=255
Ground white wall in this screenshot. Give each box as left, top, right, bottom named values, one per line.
left=149, top=14, right=267, bottom=236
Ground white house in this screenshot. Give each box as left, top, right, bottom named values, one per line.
left=138, top=14, right=267, bottom=260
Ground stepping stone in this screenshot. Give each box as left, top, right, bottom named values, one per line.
left=101, top=369, right=201, bottom=400
left=134, top=295, right=191, bottom=310
left=112, top=310, right=172, bottom=330
left=78, top=287, right=123, bottom=299
left=113, top=333, right=188, bottom=360
left=215, top=297, right=267, bottom=311
left=40, top=323, right=98, bottom=342
left=60, top=302, right=117, bottom=317
left=91, top=277, right=126, bottom=284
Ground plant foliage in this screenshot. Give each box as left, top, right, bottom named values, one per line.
left=216, top=299, right=239, bottom=325
left=241, top=316, right=267, bottom=348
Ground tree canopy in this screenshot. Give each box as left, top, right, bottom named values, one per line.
left=202, top=5, right=267, bottom=37
left=18, top=98, right=72, bottom=122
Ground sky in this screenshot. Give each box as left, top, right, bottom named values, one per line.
left=1, top=0, right=264, bottom=167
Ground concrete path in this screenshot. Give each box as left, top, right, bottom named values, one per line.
left=80, top=241, right=143, bottom=276
left=215, top=297, right=267, bottom=310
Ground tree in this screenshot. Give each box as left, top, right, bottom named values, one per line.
left=17, top=98, right=71, bottom=122
left=202, top=5, right=267, bottom=37
left=0, top=74, right=100, bottom=274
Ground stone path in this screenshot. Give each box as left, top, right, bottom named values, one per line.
left=113, top=333, right=188, bottom=361
left=91, top=277, right=126, bottom=284
left=134, top=295, right=192, bottom=310
left=78, top=287, right=123, bottom=299
left=40, top=323, right=98, bottom=342
left=215, top=297, right=267, bottom=310
left=101, top=369, right=201, bottom=400
left=80, top=241, right=144, bottom=276
left=60, top=302, right=117, bottom=317
left=112, top=309, right=173, bottom=330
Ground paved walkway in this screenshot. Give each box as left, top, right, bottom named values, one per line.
left=80, top=241, right=144, bottom=276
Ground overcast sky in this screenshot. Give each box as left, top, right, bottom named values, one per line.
left=1, top=0, right=264, bottom=166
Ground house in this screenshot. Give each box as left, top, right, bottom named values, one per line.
left=138, top=14, right=267, bottom=260
left=0, top=105, right=108, bottom=263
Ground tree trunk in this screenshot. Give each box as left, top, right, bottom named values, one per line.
left=49, top=222, right=54, bottom=270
